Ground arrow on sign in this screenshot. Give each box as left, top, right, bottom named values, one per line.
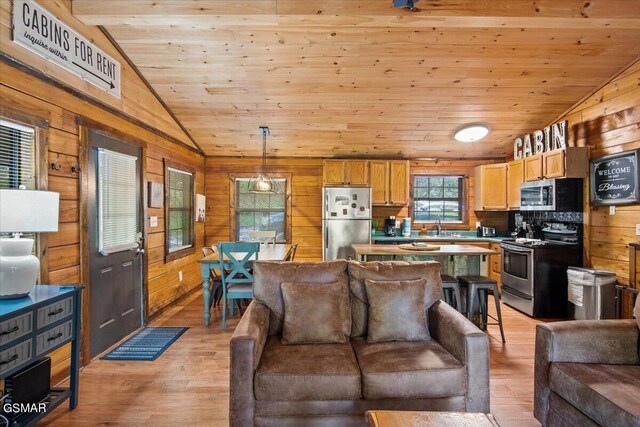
left=72, top=61, right=115, bottom=89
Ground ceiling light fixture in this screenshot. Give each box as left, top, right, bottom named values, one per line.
left=393, top=0, right=419, bottom=11
left=454, top=124, right=490, bottom=143
left=249, top=126, right=277, bottom=194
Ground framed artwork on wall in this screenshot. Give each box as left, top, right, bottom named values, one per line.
left=196, top=194, right=206, bottom=222
left=590, top=148, right=640, bottom=206
left=148, top=182, right=163, bottom=208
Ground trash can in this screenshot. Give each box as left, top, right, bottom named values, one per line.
left=567, top=267, right=617, bottom=320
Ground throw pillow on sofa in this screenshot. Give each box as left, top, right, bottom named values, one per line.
left=281, top=282, right=350, bottom=344
left=364, top=278, right=430, bottom=342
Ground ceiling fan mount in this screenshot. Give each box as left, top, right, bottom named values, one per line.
left=393, top=0, right=420, bottom=12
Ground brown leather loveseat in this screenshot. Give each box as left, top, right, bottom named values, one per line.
left=230, top=260, right=490, bottom=426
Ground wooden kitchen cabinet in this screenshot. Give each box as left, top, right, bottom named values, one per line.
left=370, top=160, right=409, bottom=206
left=543, top=147, right=588, bottom=179
left=370, top=160, right=389, bottom=205
left=523, top=148, right=588, bottom=182
left=506, top=159, right=524, bottom=209
left=489, top=243, right=502, bottom=290
left=346, top=160, right=370, bottom=185
left=474, top=163, right=507, bottom=211
left=524, top=154, right=543, bottom=181
left=322, top=160, right=370, bottom=186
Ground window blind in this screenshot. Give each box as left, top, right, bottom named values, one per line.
left=0, top=119, right=36, bottom=190
left=97, top=148, right=138, bottom=254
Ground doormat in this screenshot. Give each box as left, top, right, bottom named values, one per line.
left=100, top=327, right=188, bottom=361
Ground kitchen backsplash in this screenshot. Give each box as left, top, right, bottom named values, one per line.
left=509, top=211, right=583, bottom=227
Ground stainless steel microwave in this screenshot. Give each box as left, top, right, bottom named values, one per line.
left=520, top=178, right=583, bottom=211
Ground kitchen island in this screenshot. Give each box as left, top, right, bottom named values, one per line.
left=352, top=243, right=498, bottom=277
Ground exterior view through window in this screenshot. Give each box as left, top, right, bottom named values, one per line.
left=235, top=178, right=286, bottom=241
left=412, top=175, right=464, bottom=223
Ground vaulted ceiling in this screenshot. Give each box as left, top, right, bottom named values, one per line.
left=72, top=0, right=640, bottom=159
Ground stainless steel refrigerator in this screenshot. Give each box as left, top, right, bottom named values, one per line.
left=322, top=187, right=372, bottom=260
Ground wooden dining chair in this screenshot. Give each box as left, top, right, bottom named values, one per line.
left=284, top=241, right=300, bottom=261
left=248, top=230, right=276, bottom=245
left=202, top=247, right=224, bottom=308
left=218, top=241, right=260, bottom=330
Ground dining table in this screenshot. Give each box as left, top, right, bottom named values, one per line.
left=198, top=243, right=291, bottom=326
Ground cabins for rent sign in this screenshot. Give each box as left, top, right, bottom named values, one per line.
left=12, top=0, right=121, bottom=98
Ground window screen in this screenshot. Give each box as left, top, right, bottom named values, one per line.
left=413, top=175, right=464, bottom=223
left=235, top=179, right=286, bottom=241
left=167, top=167, right=194, bottom=252
left=97, top=148, right=138, bottom=253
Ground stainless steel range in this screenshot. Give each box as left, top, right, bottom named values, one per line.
left=500, top=223, right=582, bottom=318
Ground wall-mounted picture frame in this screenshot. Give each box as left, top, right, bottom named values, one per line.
left=196, top=193, right=206, bottom=222
left=148, top=181, right=163, bottom=208
left=590, top=148, right=640, bottom=206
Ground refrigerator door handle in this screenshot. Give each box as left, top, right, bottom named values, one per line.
left=325, top=192, right=329, bottom=218
left=325, top=226, right=329, bottom=249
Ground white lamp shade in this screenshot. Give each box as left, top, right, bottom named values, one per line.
left=0, top=189, right=59, bottom=233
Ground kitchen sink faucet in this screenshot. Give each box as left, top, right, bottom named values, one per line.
left=435, top=216, right=442, bottom=236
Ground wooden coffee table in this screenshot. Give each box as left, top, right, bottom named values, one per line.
left=365, top=411, right=500, bottom=427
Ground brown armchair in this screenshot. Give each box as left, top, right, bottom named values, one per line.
left=534, top=320, right=640, bottom=427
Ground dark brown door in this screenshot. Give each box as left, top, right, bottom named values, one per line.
left=88, top=130, right=143, bottom=357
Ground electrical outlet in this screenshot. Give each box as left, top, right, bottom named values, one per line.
left=609, top=205, right=616, bottom=215
left=636, top=224, right=640, bottom=236
left=178, top=271, right=183, bottom=281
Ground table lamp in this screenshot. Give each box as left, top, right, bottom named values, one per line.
left=0, top=189, right=59, bottom=298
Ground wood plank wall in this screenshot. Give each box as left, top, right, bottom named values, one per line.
left=557, top=59, right=640, bottom=317
left=204, top=157, right=508, bottom=261
left=0, top=0, right=194, bottom=148
left=0, top=0, right=206, bottom=382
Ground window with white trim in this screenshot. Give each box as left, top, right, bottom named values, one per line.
left=235, top=178, right=286, bottom=241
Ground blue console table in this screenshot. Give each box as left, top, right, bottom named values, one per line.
left=0, top=285, right=82, bottom=426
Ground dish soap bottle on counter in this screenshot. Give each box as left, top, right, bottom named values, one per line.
left=476, top=221, right=482, bottom=237
left=402, top=218, right=412, bottom=237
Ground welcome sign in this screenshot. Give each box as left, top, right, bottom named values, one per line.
left=590, top=149, right=640, bottom=206
left=12, top=0, right=121, bottom=98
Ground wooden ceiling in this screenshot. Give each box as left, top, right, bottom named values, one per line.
left=72, top=0, right=640, bottom=159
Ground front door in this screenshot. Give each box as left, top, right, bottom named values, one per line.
left=88, top=130, right=143, bottom=358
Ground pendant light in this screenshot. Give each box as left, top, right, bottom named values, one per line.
left=249, top=126, right=277, bottom=193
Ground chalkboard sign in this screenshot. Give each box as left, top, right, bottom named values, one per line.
left=590, top=148, right=640, bottom=206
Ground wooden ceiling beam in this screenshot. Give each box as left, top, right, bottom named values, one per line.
left=72, top=0, right=640, bottom=29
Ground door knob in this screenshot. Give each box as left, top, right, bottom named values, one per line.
left=136, top=248, right=145, bottom=254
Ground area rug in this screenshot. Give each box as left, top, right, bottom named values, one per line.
left=100, top=327, right=188, bottom=361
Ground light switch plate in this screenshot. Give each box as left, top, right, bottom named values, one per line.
left=150, top=216, right=158, bottom=227
left=636, top=224, right=640, bottom=236
left=609, top=205, right=616, bottom=215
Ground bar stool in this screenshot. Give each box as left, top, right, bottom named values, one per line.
left=457, top=275, right=506, bottom=343
left=441, top=274, right=463, bottom=313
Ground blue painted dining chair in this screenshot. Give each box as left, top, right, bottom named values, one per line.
left=218, top=242, right=260, bottom=330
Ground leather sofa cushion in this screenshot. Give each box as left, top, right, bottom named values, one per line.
left=364, top=278, right=429, bottom=342
left=255, top=337, right=361, bottom=401
left=348, top=261, right=442, bottom=337
left=549, top=362, right=640, bottom=427
left=351, top=337, right=465, bottom=400
left=253, top=260, right=349, bottom=336
left=281, top=281, right=349, bottom=344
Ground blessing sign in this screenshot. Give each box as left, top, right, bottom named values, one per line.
left=12, top=0, right=121, bottom=98
left=590, top=149, right=640, bottom=206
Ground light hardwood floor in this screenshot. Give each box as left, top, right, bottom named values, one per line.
left=44, top=291, right=545, bottom=426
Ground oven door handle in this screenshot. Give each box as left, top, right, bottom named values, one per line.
left=502, top=285, right=533, bottom=300
left=501, top=245, right=534, bottom=254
